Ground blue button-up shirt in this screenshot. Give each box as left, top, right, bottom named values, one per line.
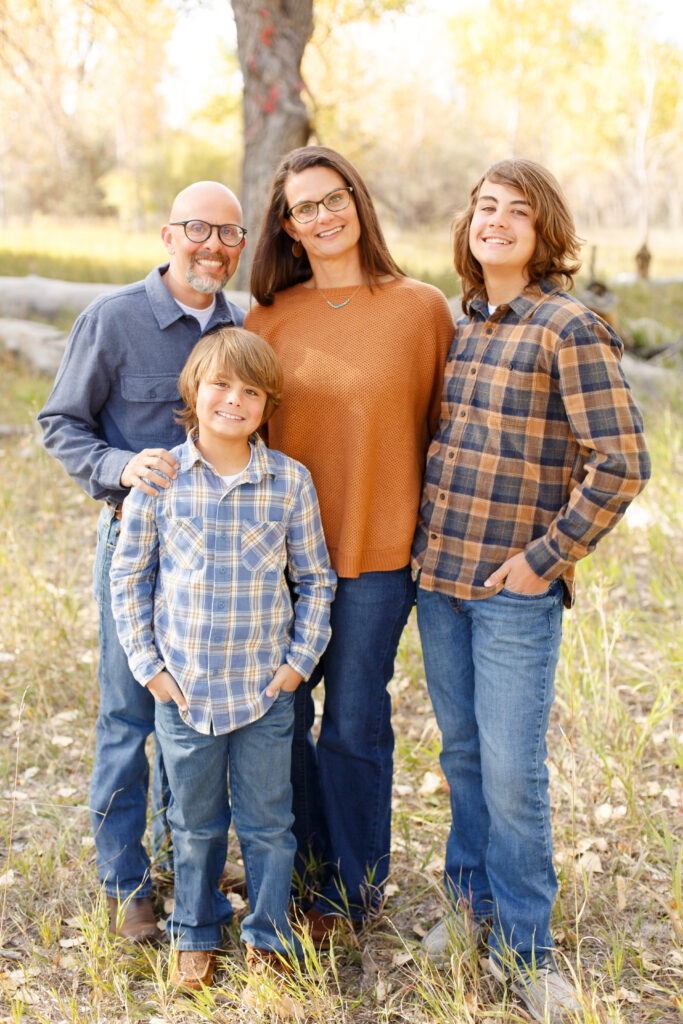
left=38, top=264, right=245, bottom=504
left=110, top=432, right=336, bottom=735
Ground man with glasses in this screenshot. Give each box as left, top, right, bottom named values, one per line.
left=39, top=181, right=246, bottom=942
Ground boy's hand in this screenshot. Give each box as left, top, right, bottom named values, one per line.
left=121, top=448, right=179, bottom=496
left=266, top=664, right=303, bottom=698
left=484, top=551, right=550, bottom=595
left=146, top=670, right=188, bottom=710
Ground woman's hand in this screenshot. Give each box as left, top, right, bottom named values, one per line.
left=266, top=664, right=303, bottom=697
left=484, top=551, right=550, bottom=595
left=146, top=670, right=188, bottom=710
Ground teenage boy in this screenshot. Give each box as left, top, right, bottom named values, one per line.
left=38, top=182, right=247, bottom=941
left=110, top=327, right=335, bottom=1010
left=413, top=159, right=650, bottom=1023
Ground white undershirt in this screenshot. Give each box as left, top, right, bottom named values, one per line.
left=488, top=302, right=498, bottom=315
left=175, top=296, right=216, bottom=331
left=219, top=446, right=253, bottom=490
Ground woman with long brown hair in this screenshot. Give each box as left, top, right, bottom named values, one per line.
left=245, top=145, right=453, bottom=939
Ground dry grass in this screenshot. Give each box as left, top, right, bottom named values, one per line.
left=0, top=352, right=681, bottom=1023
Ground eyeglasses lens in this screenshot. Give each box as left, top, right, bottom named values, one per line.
left=182, top=221, right=244, bottom=246
left=291, top=189, right=351, bottom=223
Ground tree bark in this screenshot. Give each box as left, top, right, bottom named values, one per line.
left=231, top=0, right=314, bottom=290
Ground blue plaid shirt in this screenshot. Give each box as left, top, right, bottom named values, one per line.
left=110, top=432, right=336, bottom=734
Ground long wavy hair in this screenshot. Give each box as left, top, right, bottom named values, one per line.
left=250, top=146, right=404, bottom=306
left=453, top=158, right=582, bottom=314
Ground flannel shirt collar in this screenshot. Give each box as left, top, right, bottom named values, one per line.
left=178, top=430, right=277, bottom=483
left=468, top=278, right=562, bottom=323
left=145, top=263, right=236, bottom=331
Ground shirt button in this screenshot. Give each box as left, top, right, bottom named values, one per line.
left=485, top=328, right=492, bottom=335
left=218, top=566, right=227, bottom=574
left=459, top=410, right=466, bottom=417
left=439, top=493, right=446, bottom=501
left=470, top=367, right=476, bottom=375
left=448, top=452, right=454, bottom=459
left=148, top=389, right=157, bottom=398
left=430, top=533, right=437, bottom=540
left=216, top=601, right=225, bottom=610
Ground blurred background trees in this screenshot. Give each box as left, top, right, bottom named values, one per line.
left=0, top=0, right=681, bottom=277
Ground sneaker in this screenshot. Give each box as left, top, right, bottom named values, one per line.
left=422, top=911, right=491, bottom=961
left=487, top=956, right=582, bottom=1023
left=169, top=949, right=216, bottom=990
left=242, top=944, right=304, bottom=1021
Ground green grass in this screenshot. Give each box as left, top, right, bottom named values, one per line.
left=0, top=218, right=163, bottom=284
left=0, top=351, right=681, bottom=1021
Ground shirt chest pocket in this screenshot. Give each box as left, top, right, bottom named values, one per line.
left=240, top=520, right=286, bottom=574
left=159, top=516, right=204, bottom=572
left=121, top=374, right=181, bottom=404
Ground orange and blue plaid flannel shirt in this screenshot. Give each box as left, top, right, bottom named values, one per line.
left=412, top=281, right=651, bottom=607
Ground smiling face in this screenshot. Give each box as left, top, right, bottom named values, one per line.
left=195, top=370, right=267, bottom=450
left=282, top=165, right=362, bottom=271
left=161, top=182, right=244, bottom=308
left=468, top=179, right=537, bottom=300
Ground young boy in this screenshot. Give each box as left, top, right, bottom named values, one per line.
left=110, top=327, right=335, bottom=1010
left=412, top=159, right=650, bottom=1022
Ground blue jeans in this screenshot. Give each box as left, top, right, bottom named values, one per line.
left=90, top=505, right=170, bottom=897
left=292, top=566, right=415, bottom=919
left=416, top=581, right=564, bottom=968
left=155, top=693, right=299, bottom=953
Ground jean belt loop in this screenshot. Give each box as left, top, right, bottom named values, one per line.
left=106, top=500, right=123, bottom=522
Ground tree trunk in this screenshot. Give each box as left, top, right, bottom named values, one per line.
left=231, top=0, right=314, bottom=290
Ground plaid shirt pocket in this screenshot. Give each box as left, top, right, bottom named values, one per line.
left=240, top=520, right=286, bottom=573
left=159, top=516, right=204, bottom=571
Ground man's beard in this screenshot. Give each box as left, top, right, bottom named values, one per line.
left=186, top=253, right=230, bottom=294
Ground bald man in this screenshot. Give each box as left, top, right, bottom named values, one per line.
left=39, top=182, right=246, bottom=940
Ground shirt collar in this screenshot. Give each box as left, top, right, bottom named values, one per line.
left=178, top=430, right=277, bottom=482
left=145, top=264, right=236, bottom=331
left=469, top=278, right=562, bottom=322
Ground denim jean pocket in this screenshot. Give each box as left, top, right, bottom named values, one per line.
left=499, top=579, right=560, bottom=602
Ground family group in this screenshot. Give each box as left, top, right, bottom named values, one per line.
left=38, top=147, right=650, bottom=1022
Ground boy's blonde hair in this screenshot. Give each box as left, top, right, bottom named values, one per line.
left=176, top=326, right=283, bottom=432
left=453, top=158, right=582, bottom=314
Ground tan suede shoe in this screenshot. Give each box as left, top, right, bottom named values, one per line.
left=169, top=949, right=216, bottom=990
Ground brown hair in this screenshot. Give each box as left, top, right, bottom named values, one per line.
left=176, top=327, right=283, bottom=432
left=453, top=158, right=582, bottom=314
left=250, top=145, right=405, bottom=306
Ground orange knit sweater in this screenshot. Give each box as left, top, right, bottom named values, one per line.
left=245, top=277, right=454, bottom=577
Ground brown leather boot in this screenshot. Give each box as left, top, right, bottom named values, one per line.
left=301, top=907, right=353, bottom=949
left=107, top=895, right=158, bottom=942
